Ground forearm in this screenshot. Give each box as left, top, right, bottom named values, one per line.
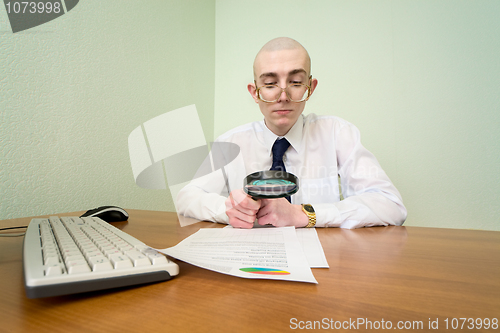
left=176, top=184, right=229, bottom=223
left=313, top=192, right=407, bottom=228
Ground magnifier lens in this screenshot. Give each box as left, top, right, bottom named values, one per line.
left=244, top=171, right=299, bottom=199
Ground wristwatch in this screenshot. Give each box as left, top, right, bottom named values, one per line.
left=301, top=204, right=316, bottom=228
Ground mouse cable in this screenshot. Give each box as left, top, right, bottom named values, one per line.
left=0, top=226, right=27, bottom=237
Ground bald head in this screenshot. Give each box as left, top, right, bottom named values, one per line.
left=253, top=37, right=311, bottom=79
left=248, top=38, right=318, bottom=136
left=259, top=37, right=306, bottom=53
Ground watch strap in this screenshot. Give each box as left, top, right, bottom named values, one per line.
left=301, top=204, right=316, bottom=228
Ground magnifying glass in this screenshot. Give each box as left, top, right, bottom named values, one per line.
left=244, top=170, right=299, bottom=199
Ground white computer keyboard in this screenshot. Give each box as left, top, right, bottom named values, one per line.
left=23, top=216, right=179, bottom=298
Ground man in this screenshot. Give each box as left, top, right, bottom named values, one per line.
left=177, top=37, right=407, bottom=229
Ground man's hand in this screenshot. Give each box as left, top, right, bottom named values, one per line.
left=256, top=198, right=309, bottom=228
left=225, top=189, right=261, bottom=228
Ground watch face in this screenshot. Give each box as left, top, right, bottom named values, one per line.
left=303, top=204, right=314, bottom=213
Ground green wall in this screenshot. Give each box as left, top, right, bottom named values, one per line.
left=0, top=1, right=215, bottom=218
left=215, top=0, right=500, bottom=231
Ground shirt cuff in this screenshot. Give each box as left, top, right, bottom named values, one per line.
left=311, top=203, right=341, bottom=228
left=212, top=199, right=229, bottom=224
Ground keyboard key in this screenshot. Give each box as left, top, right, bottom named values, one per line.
left=89, top=257, right=113, bottom=271
left=143, top=248, right=168, bottom=265
left=125, top=250, right=151, bottom=267
left=118, top=244, right=135, bottom=252
left=45, top=264, right=63, bottom=276
left=84, top=249, right=104, bottom=260
left=104, top=248, right=122, bottom=257
left=44, top=255, right=60, bottom=266
left=110, top=254, right=133, bottom=269
left=67, top=260, right=91, bottom=274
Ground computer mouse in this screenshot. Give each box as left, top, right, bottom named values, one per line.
left=80, top=206, right=129, bottom=222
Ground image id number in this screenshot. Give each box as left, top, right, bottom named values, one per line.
left=444, top=318, right=498, bottom=330
left=5, top=1, right=62, bottom=14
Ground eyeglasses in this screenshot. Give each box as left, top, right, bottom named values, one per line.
left=255, top=76, right=312, bottom=103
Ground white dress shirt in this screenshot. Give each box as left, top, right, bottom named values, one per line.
left=176, top=113, right=407, bottom=228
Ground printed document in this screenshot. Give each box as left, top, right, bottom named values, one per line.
left=158, top=227, right=320, bottom=283
left=295, top=228, right=329, bottom=268
left=223, top=226, right=329, bottom=268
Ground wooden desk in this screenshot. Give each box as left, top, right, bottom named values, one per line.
left=1, top=210, right=499, bottom=332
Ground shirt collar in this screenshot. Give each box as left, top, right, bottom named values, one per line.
left=262, top=115, right=304, bottom=156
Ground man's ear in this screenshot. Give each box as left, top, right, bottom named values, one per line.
left=247, top=83, right=259, bottom=103
left=309, top=78, right=319, bottom=95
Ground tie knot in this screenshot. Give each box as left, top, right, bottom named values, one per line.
left=272, top=138, right=290, bottom=163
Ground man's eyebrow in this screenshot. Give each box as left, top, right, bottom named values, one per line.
left=258, top=69, right=307, bottom=80
left=288, top=69, right=307, bottom=76
left=259, top=72, right=278, bottom=79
